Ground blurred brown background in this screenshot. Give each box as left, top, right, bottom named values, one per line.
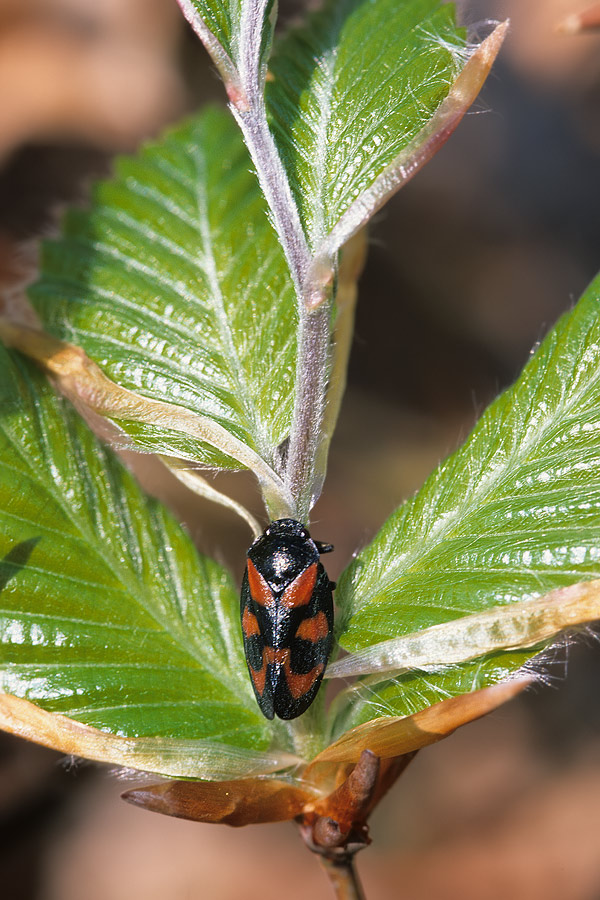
left=0, top=0, right=600, bottom=898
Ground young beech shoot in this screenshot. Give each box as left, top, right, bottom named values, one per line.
left=0, top=2, right=598, bottom=898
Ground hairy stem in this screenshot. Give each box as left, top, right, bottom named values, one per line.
left=319, top=856, right=367, bottom=900
left=233, top=1, right=335, bottom=520
left=234, top=0, right=309, bottom=293
left=284, top=302, right=332, bottom=521
left=187, top=0, right=334, bottom=520
left=232, top=101, right=309, bottom=295
left=233, top=92, right=334, bottom=520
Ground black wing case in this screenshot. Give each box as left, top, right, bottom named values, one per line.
left=240, top=568, right=274, bottom=720
left=271, top=562, right=334, bottom=720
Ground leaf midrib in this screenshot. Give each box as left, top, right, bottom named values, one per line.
left=290, top=1, right=455, bottom=247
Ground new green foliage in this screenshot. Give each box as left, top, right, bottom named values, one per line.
left=0, top=344, right=272, bottom=750
left=1, top=0, right=593, bottom=770
left=332, top=276, right=600, bottom=727
left=267, top=0, right=466, bottom=251
left=29, top=109, right=297, bottom=472
left=182, top=0, right=275, bottom=82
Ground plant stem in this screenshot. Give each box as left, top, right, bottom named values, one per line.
left=233, top=0, right=310, bottom=294
left=233, top=98, right=331, bottom=520
left=284, top=302, right=331, bottom=521
left=183, top=0, right=332, bottom=520
left=232, top=89, right=332, bottom=522
left=232, top=1, right=337, bottom=520
left=319, top=856, right=367, bottom=900
left=232, top=101, right=309, bottom=297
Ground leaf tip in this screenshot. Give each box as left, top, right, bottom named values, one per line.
left=459, top=20, right=509, bottom=98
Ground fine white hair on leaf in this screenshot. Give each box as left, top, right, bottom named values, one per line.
left=58, top=754, right=91, bottom=772
left=415, top=22, right=472, bottom=74
left=0, top=694, right=300, bottom=780
left=519, top=632, right=575, bottom=689
left=330, top=626, right=593, bottom=731
left=350, top=680, right=400, bottom=719
left=467, top=18, right=507, bottom=49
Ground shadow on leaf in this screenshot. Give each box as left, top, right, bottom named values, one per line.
left=0, top=537, right=40, bottom=593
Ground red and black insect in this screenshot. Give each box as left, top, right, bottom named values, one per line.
left=240, top=518, right=334, bottom=720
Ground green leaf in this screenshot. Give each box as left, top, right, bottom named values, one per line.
left=0, top=344, right=275, bottom=767
left=266, top=0, right=467, bottom=253
left=182, top=0, right=237, bottom=61
left=334, top=274, right=600, bottom=724
left=177, top=1, right=276, bottom=97
left=28, top=108, right=296, bottom=476
left=330, top=652, right=536, bottom=735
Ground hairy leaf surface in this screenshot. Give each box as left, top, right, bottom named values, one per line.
left=179, top=0, right=275, bottom=85
left=267, top=0, right=467, bottom=252
left=183, top=0, right=236, bottom=60
left=0, top=345, right=273, bottom=757
left=29, top=109, right=296, bottom=472
left=334, top=275, right=600, bottom=724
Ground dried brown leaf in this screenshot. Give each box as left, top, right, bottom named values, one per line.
left=307, top=679, right=531, bottom=768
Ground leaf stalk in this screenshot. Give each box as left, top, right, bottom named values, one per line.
left=231, top=101, right=309, bottom=296
left=284, top=301, right=332, bottom=521
left=231, top=93, right=332, bottom=522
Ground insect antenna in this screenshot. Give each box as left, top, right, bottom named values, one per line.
left=315, top=541, right=334, bottom=554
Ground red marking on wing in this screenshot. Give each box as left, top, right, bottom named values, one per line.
left=296, top=611, right=330, bottom=643
left=253, top=647, right=290, bottom=696
left=250, top=656, right=267, bottom=695
left=264, top=647, right=289, bottom=666
left=281, top=563, right=317, bottom=609
left=247, top=559, right=275, bottom=607
left=241, top=606, right=261, bottom=638
left=254, top=645, right=324, bottom=701
left=285, top=663, right=324, bottom=700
